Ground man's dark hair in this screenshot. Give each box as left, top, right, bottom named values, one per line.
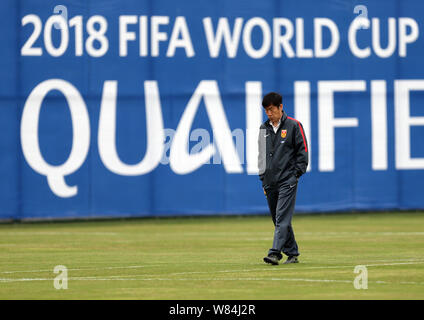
left=262, top=92, right=282, bottom=108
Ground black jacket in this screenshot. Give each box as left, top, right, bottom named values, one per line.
left=258, top=112, right=308, bottom=187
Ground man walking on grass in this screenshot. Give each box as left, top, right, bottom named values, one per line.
left=258, top=92, right=309, bottom=265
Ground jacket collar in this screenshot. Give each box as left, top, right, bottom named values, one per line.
left=265, top=111, right=287, bottom=129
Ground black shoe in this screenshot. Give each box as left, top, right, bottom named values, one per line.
left=263, top=254, right=280, bottom=265
left=283, top=256, right=299, bottom=264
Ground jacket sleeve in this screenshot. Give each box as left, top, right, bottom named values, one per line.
left=293, top=121, right=309, bottom=178
left=258, top=126, right=266, bottom=180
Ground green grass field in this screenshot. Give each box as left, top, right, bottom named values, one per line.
left=1, top=212, right=423, bottom=300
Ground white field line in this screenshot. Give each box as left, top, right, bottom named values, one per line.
left=299, top=232, right=424, bottom=236
left=2, top=259, right=424, bottom=275
left=156, top=232, right=424, bottom=236
left=245, top=232, right=424, bottom=240
left=1, top=231, right=423, bottom=237
left=0, top=261, right=282, bottom=274
left=1, top=277, right=424, bottom=285
left=0, top=277, right=357, bottom=283
left=3, top=258, right=424, bottom=275
left=0, top=265, right=163, bottom=274
left=1, top=261, right=424, bottom=284
left=140, top=261, right=424, bottom=278
left=0, top=232, right=118, bottom=236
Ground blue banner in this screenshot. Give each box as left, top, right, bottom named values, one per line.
left=1, top=0, right=424, bottom=219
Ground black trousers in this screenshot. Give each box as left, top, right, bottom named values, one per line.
left=264, top=178, right=299, bottom=259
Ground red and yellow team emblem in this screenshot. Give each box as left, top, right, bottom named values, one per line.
left=281, top=129, right=287, bottom=138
